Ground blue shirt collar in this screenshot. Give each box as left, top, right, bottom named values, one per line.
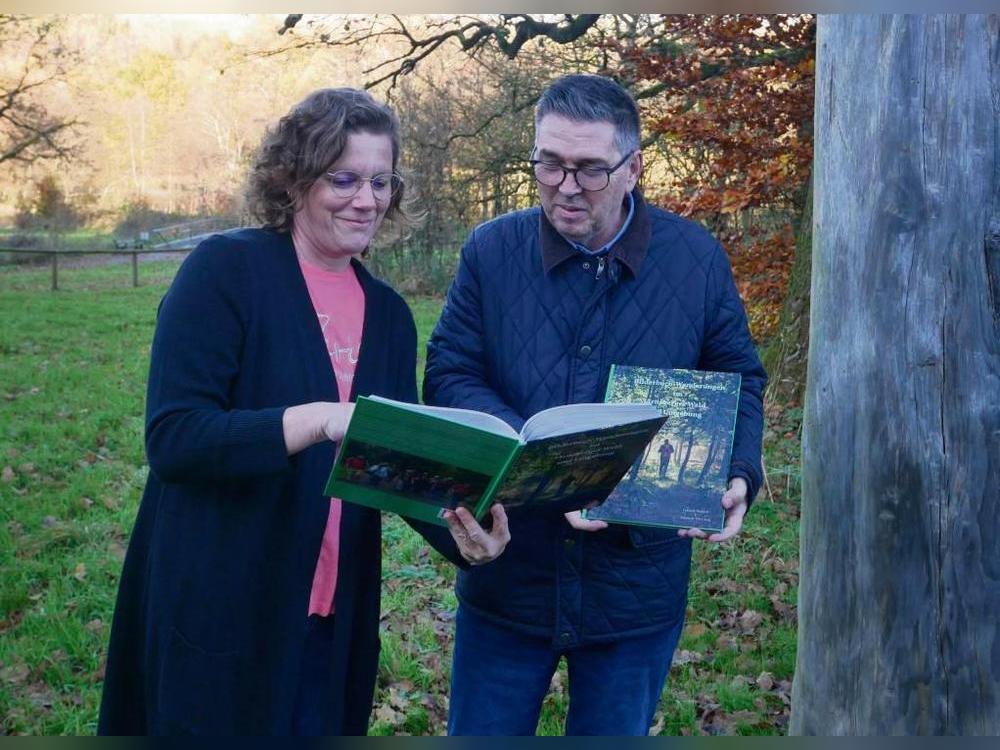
left=568, top=191, right=635, bottom=257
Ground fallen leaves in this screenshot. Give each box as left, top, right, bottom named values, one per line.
left=685, top=621, right=708, bottom=638
left=373, top=702, right=405, bottom=727
left=715, top=608, right=767, bottom=636
left=756, top=671, right=775, bottom=691
left=1, top=662, right=30, bottom=685
left=672, top=649, right=705, bottom=667
left=649, top=710, right=666, bottom=735
left=770, top=595, right=797, bottom=624
left=738, top=610, right=765, bottom=633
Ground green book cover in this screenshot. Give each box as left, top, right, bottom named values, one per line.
left=324, top=396, right=665, bottom=526
left=583, top=366, right=741, bottom=532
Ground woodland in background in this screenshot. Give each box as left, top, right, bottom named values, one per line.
left=2, top=13, right=815, bottom=398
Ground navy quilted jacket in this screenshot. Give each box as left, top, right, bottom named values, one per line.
left=424, top=191, right=767, bottom=645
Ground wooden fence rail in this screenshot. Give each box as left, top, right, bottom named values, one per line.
left=0, top=247, right=196, bottom=290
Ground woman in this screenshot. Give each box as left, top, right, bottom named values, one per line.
left=98, top=88, right=509, bottom=736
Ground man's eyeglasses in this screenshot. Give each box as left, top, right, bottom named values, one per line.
left=324, top=170, right=403, bottom=201
left=529, top=151, right=634, bottom=192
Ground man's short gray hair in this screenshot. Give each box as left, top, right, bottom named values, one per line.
left=534, top=74, right=641, bottom=158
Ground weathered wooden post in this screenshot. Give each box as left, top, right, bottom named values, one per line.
left=792, top=15, right=1000, bottom=734
left=132, top=251, right=138, bottom=287
left=51, top=251, right=58, bottom=291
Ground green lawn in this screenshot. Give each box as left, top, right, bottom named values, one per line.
left=0, top=259, right=801, bottom=736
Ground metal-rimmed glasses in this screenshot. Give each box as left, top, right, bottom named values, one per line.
left=324, top=170, right=403, bottom=201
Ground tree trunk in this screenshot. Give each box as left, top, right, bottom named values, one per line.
left=762, top=174, right=812, bottom=408
left=792, top=15, right=1000, bottom=734
left=676, top=432, right=695, bottom=484
left=697, top=431, right=720, bottom=485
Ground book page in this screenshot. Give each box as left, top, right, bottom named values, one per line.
left=519, top=402, right=662, bottom=442
left=367, top=395, right=519, bottom=438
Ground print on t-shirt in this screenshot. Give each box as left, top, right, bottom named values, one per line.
left=316, top=312, right=360, bottom=398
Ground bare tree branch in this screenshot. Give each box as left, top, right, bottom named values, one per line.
left=0, top=15, right=80, bottom=167
left=278, top=14, right=599, bottom=92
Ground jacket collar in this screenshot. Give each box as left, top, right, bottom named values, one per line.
left=539, top=188, right=652, bottom=277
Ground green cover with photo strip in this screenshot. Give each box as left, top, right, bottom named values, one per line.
left=583, top=366, right=741, bottom=532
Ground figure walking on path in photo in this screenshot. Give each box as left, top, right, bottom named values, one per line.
left=658, top=440, right=674, bottom=480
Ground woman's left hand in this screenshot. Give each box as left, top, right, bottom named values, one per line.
left=442, top=503, right=511, bottom=566
left=282, top=402, right=355, bottom=456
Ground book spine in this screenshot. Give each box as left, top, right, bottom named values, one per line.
left=322, top=399, right=366, bottom=496
left=474, top=442, right=523, bottom=520
left=722, top=374, right=743, bottom=479
left=603, top=363, right=617, bottom=401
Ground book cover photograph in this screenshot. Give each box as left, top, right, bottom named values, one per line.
left=324, top=395, right=665, bottom=526
left=584, top=366, right=741, bottom=532
left=487, top=422, right=663, bottom=512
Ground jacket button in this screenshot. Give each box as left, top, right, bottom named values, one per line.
left=559, top=632, right=571, bottom=644
left=579, top=345, right=592, bottom=357
left=564, top=538, right=575, bottom=548
left=583, top=261, right=591, bottom=270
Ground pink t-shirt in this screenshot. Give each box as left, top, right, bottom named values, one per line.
left=298, top=257, right=365, bottom=617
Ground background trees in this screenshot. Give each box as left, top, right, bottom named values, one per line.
left=1, top=14, right=816, bottom=349
left=280, top=14, right=814, bottom=341
left=0, top=16, right=79, bottom=168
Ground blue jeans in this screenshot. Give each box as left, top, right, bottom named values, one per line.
left=447, top=604, right=684, bottom=736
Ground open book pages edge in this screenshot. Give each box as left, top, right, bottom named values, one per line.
left=519, top=402, right=664, bottom=442
left=365, top=395, right=520, bottom=439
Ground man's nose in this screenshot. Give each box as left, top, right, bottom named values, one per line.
left=558, top=171, right=583, bottom=196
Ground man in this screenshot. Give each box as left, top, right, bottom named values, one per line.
left=658, top=439, right=675, bottom=480
left=424, top=74, right=766, bottom=735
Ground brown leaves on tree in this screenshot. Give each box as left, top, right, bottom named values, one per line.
left=618, top=15, right=816, bottom=340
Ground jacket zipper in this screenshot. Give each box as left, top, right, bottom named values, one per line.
left=595, top=256, right=606, bottom=280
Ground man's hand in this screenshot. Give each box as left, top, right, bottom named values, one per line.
left=443, top=503, right=511, bottom=565
left=676, top=477, right=748, bottom=543
left=564, top=510, right=607, bottom=532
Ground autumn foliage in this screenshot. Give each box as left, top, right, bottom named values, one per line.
left=617, top=15, right=815, bottom=338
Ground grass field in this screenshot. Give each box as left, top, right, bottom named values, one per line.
left=0, top=259, right=802, bottom=736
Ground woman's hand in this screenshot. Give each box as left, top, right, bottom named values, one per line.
left=319, top=402, right=354, bottom=443
left=442, top=504, right=511, bottom=566
left=283, top=402, right=355, bottom=456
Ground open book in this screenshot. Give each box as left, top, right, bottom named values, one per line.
left=324, top=395, right=666, bottom=526
left=583, top=366, right=741, bottom=532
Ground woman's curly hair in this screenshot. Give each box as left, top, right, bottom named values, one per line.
left=244, top=88, right=418, bottom=243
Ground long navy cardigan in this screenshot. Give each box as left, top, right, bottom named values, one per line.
left=98, top=228, right=461, bottom=735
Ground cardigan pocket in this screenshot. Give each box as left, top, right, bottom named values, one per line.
left=155, top=626, right=245, bottom=735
